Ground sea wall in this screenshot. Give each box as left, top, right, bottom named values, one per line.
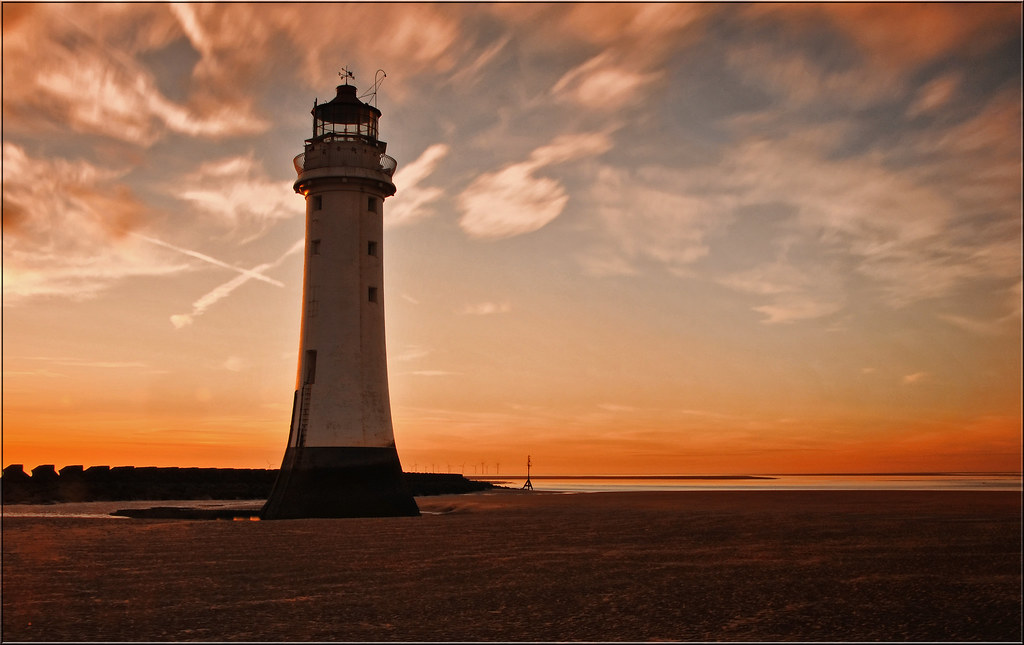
left=1, top=464, right=495, bottom=504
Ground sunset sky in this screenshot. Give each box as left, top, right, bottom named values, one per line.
left=3, top=2, right=1021, bottom=476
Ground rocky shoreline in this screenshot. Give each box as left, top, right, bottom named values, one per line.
left=1, top=464, right=497, bottom=504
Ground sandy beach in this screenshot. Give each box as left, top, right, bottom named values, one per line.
left=3, top=490, right=1020, bottom=642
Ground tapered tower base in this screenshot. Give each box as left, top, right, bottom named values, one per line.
left=260, top=446, right=419, bottom=519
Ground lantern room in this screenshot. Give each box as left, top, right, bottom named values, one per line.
left=312, top=83, right=380, bottom=142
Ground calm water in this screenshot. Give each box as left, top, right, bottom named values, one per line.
left=480, top=473, right=1023, bottom=492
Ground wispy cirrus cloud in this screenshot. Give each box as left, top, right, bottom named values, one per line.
left=491, top=2, right=705, bottom=48
left=2, top=4, right=268, bottom=145
left=391, top=346, right=433, bottom=362
left=719, top=258, right=844, bottom=325
left=457, top=131, right=613, bottom=239
left=577, top=164, right=737, bottom=278
left=725, top=41, right=902, bottom=110
left=166, top=3, right=466, bottom=102
left=906, top=73, right=961, bottom=118
left=459, top=301, right=511, bottom=316
left=172, top=155, right=303, bottom=239
left=902, top=372, right=928, bottom=385
left=552, top=51, right=662, bottom=111
left=751, top=298, right=845, bottom=326
left=495, top=4, right=706, bottom=120
left=701, top=12, right=1021, bottom=325
left=22, top=357, right=149, bottom=369
left=601, top=86, right=1020, bottom=325
left=2, top=143, right=188, bottom=304
left=386, top=144, right=449, bottom=229
left=719, top=129, right=1014, bottom=320
left=749, top=3, right=1020, bottom=74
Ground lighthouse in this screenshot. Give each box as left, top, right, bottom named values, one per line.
left=261, top=72, right=419, bottom=519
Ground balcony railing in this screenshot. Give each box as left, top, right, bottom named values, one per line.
left=292, top=152, right=397, bottom=177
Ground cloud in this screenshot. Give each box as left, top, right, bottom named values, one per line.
left=902, top=372, right=928, bottom=385
left=937, top=314, right=1007, bottom=337
left=725, top=41, right=902, bottom=110
left=909, top=90, right=1022, bottom=219
left=581, top=74, right=1018, bottom=325
left=172, top=155, right=303, bottom=239
left=23, top=357, right=149, bottom=370
left=459, top=302, right=511, bottom=316
left=719, top=261, right=810, bottom=297
left=222, top=356, right=245, bottom=372
left=575, top=252, right=639, bottom=278
left=720, top=259, right=844, bottom=324
left=938, top=280, right=1022, bottom=337
left=752, top=298, right=844, bottom=325
left=716, top=11, right=1019, bottom=330
left=2, top=5, right=268, bottom=145
left=577, top=164, right=737, bottom=278
left=906, top=74, right=961, bottom=118
left=386, top=144, right=449, bottom=229
left=391, top=346, right=432, bottom=362
left=447, top=35, right=512, bottom=86
left=457, top=132, right=613, bottom=239
left=713, top=120, right=1018, bottom=313
left=492, top=3, right=705, bottom=55
left=552, top=51, right=662, bottom=111
left=491, top=5, right=706, bottom=120
left=745, top=3, right=1020, bottom=74
left=2, top=143, right=188, bottom=304
left=458, top=165, right=567, bottom=239
left=219, top=3, right=465, bottom=99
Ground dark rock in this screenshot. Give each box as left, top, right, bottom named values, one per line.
left=3, top=466, right=497, bottom=504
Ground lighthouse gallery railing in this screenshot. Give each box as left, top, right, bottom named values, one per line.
left=293, top=151, right=397, bottom=177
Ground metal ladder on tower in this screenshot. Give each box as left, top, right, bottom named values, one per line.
left=296, top=384, right=313, bottom=447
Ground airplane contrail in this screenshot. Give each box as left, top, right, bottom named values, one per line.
left=171, top=238, right=304, bottom=328
left=131, top=233, right=285, bottom=287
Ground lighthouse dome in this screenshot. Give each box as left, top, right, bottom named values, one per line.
left=312, top=84, right=380, bottom=142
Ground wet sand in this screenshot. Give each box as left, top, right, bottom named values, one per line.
left=3, top=490, right=1020, bottom=642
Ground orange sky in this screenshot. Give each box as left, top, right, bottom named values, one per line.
left=3, top=3, right=1021, bottom=475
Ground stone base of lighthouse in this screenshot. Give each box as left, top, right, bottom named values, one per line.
left=260, top=446, right=419, bottom=519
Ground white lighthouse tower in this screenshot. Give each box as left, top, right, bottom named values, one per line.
left=261, top=72, right=418, bottom=519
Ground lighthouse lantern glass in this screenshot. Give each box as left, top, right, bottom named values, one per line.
left=312, top=90, right=380, bottom=142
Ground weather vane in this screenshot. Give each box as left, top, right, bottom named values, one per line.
left=339, top=66, right=354, bottom=85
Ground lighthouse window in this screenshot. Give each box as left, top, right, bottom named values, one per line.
left=367, top=197, right=378, bottom=212
left=367, top=241, right=378, bottom=257
left=312, top=195, right=323, bottom=210
left=368, top=287, right=378, bottom=303
left=311, top=240, right=321, bottom=255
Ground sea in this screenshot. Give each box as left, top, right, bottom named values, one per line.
left=476, top=472, right=1023, bottom=493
